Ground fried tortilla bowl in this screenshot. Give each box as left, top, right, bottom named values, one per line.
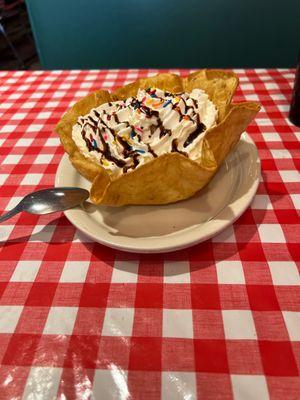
left=56, top=70, right=260, bottom=206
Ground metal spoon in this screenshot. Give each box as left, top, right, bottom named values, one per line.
left=0, top=187, right=89, bottom=223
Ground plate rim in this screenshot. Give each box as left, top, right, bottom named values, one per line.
left=55, top=133, right=260, bottom=253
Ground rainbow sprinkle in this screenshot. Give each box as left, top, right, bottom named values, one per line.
left=146, top=98, right=153, bottom=106
left=93, top=139, right=98, bottom=148
left=153, top=100, right=163, bottom=108
left=136, top=149, right=146, bottom=154
left=135, top=126, right=143, bottom=133
left=103, top=134, right=108, bottom=141
left=163, top=100, right=172, bottom=108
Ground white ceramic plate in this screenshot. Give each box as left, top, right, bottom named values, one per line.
left=55, top=133, right=260, bottom=253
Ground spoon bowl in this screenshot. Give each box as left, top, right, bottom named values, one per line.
left=0, top=187, right=90, bottom=223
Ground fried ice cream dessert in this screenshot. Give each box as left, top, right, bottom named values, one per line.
left=56, top=70, right=260, bottom=206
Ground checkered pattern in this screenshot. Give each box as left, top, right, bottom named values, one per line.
left=0, top=69, right=299, bottom=399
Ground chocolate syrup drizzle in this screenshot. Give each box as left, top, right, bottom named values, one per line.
left=78, top=88, right=207, bottom=173
left=172, top=139, right=188, bottom=157
left=79, top=112, right=126, bottom=168
left=184, top=114, right=206, bottom=148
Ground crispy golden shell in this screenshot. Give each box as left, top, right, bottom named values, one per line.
left=55, top=70, right=260, bottom=206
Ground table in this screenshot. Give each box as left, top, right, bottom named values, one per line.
left=0, top=69, right=299, bottom=399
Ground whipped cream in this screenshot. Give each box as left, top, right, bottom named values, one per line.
left=72, top=87, right=217, bottom=175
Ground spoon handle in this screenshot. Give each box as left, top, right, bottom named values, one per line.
left=0, top=205, right=22, bottom=223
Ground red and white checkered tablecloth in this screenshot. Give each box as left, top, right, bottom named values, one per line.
left=0, top=69, right=299, bottom=399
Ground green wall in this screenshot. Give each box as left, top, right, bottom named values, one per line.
left=26, top=0, right=300, bottom=69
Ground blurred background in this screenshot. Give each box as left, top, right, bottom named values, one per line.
left=1, top=0, right=299, bottom=70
